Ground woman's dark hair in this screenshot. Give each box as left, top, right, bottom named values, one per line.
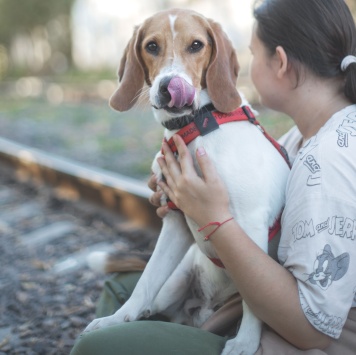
left=253, top=0, right=356, bottom=103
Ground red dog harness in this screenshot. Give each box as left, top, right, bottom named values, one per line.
left=162, top=105, right=291, bottom=268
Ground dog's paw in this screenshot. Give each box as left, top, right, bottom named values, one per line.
left=221, top=337, right=259, bottom=355
left=83, top=303, right=152, bottom=333
left=83, top=314, right=121, bottom=333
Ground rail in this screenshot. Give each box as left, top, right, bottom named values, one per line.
left=0, top=136, right=161, bottom=231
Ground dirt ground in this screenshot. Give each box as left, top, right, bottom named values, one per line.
left=0, top=168, right=156, bottom=354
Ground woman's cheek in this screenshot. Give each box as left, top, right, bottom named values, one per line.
left=250, top=60, right=262, bottom=93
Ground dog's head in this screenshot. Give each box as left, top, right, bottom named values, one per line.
left=110, top=8, right=241, bottom=124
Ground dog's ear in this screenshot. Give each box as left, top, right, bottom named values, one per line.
left=206, top=20, right=241, bottom=113
left=110, top=26, right=145, bottom=112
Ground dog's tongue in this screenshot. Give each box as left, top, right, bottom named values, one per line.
left=167, top=77, right=195, bottom=108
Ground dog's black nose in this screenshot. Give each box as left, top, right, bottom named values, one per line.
left=158, top=77, right=173, bottom=106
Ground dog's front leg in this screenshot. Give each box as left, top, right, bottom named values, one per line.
left=151, top=243, right=199, bottom=322
left=123, top=212, right=193, bottom=318
left=222, top=301, right=262, bottom=355
left=221, top=218, right=268, bottom=355
left=84, top=211, right=193, bottom=332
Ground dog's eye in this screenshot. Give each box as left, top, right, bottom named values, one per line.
left=146, top=41, right=159, bottom=55
left=189, top=40, right=204, bottom=53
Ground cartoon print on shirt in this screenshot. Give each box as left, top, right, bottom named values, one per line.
left=328, top=216, right=356, bottom=240
left=299, top=289, right=344, bottom=337
left=316, top=218, right=329, bottom=233
left=347, top=110, right=356, bottom=120
left=298, top=135, right=318, bottom=160
left=307, top=244, right=350, bottom=290
left=304, top=306, right=343, bottom=337
left=292, top=219, right=315, bottom=241
left=292, top=215, right=356, bottom=241
left=336, top=113, right=356, bottom=147
left=303, top=154, right=321, bottom=186
left=297, top=136, right=321, bottom=187
left=337, top=128, right=349, bottom=147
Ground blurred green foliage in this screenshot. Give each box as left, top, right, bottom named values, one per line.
left=0, top=0, right=73, bottom=45
left=0, top=96, right=292, bottom=180
left=0, top=0, right=74, bottom=77
left=0, top=96, right=164, bottom=179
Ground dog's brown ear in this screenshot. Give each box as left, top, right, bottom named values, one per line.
left=110, top=26, right=145, bottom=112
left=206, top=20, right=241, bottom=113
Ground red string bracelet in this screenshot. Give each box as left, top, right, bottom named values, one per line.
left=198, top=217, right=234, bottom=241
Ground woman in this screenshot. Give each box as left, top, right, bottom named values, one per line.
left=71, top=0, right=356, bottom=353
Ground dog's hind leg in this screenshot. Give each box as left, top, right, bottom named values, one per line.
left=151, top=243, right=199, bottom=322
left=84, top=211, right=193, bottom=332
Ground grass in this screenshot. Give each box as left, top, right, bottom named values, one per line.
left=257, top=108, right=294, bottom=139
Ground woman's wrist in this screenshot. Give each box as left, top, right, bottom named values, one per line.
left=198, top=216, right=234, bottom=241
left=196, top=211, right=234, bottom=241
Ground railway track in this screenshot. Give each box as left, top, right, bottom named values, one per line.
left=0, top=137, right=160, bottom=354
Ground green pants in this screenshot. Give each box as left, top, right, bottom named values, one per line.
left=70, top=272, right=227, bottom=355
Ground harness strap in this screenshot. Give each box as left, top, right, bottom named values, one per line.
left=163, top=105, right=291, bottom=169
left=161, top=105, right=290, bottom=269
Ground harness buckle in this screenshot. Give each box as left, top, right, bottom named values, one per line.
left=194, top=110, right=220, bottom=136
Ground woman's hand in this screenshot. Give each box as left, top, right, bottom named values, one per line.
left=157, top=134, right=232, bottom=227
left=147, top=173, right=170, bottom=219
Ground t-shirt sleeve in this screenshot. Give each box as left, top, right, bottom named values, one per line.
left=280, top=196, right=356, bottom=338
left=279, top=138, right=356, bottom=338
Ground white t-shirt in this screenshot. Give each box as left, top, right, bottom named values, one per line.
left=277, top=105, right=356, bottom=339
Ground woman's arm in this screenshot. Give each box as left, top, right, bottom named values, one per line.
left=157, top=135, right=331, bottom=350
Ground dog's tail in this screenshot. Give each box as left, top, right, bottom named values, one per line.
left=87, top=250, right=151, bottom=274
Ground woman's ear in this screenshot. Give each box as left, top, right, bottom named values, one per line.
left=275, top=46, right=288, bottom=79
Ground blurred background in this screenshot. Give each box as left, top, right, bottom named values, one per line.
left=0, top=0, right=355, bottom=180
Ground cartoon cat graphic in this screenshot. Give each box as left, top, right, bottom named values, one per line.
left=308, top=244, right=350, bottom=290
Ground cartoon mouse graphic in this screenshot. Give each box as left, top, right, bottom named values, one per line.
left=307, top=244, right=350, bottom=290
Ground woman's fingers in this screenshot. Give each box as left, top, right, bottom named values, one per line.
left=156, top=205, right=170, bottom=219
left=157, top=157, right=178, bottom=205
left=161, top=142, right=181, bottom=182
left=147, top=173, right=157, bottom=192
left=172, top=135, right=197, bottom=177
left=148, top=189, right=170, bottom=219
left=157, top=156, right=175, bottom=189
left=155, top=134, right=230, bottom=222
left=148, top=189, right=162, bottom=207
left=195, top=146, right=220, bottom=183
left=173, top=135, right=217, bottom=183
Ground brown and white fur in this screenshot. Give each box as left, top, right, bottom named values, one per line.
left=84, top=9, right=290, bottom=355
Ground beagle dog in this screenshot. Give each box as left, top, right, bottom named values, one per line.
left=84, top=8, right=290, bottom=355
